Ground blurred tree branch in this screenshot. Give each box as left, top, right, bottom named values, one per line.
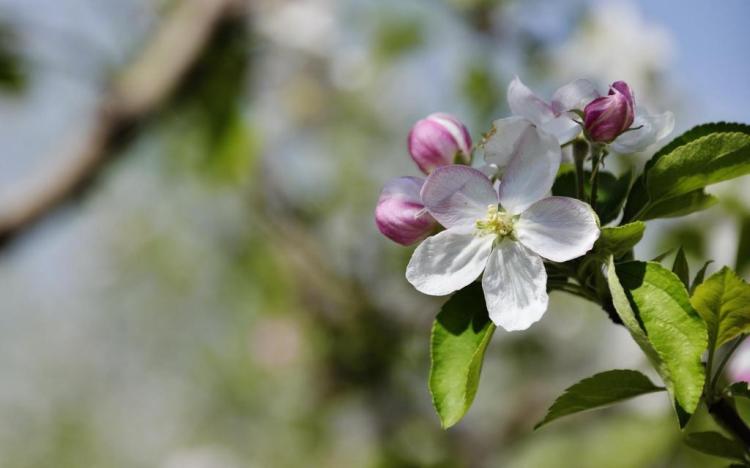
left=0, top=0, right=245, bottom=249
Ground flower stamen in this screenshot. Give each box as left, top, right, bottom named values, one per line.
left=476, top=204, right=515, bottom=238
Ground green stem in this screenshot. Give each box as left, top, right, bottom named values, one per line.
left=572, top=139, right=588, bottom=201
left=710, top=335, right=747, bottom=395
left=589, top=145, right=604, bottom=210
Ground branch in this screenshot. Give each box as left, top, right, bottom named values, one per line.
left=0, top=0, right=244, bottom=248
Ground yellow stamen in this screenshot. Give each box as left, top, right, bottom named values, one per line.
left=476, top=205, right=514, bottom=238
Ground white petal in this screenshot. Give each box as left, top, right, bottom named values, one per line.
left=515, top=196, right=600, bottom=262
left=497, top=125, right=561, bottom=215
left=551, top=79, right=600, bottom=112
left=483, top=117, right=532, bottom=168
left=406, top=229, right=494, bottom=296
left=507, top=77, right=555, bottom=127
left=421, top=165, right=498, bottom=230
left=540, top=115, right=582, bottom=145
left=482, top=240, right=548, bottom=331
left=610, top=109, right=675, bottom=154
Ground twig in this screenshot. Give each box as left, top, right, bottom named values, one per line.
left=0, top=0, right=244, bottom=249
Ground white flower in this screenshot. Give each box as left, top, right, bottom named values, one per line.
left=406, top=125, right=600, bottom=331
left=505, top=76, right=599, bottom=145
left=506, top=76, right=674, bottom=154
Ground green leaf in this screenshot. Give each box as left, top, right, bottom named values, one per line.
left=673, top=247, right=690, bottom=289
left=535, top=369, right=663, bottom=429
left=552, top=166, right=632, bottom=225
left=623, top=123, right=750, bottom=222
left=638, top=189, right=718, bottom=221
left=728, top=382, right=750, bottom=399
left=429, top=283, right=496, bottom=428
left=652, top=249, right=676, bottom=263
left=684, top=431, right=748, bottom=461
left=593, top=222, right=646, bottom=258
left=691, top=267, right=750, bottom=349
left=607, top=258, right=708, bottom=423
left=691, top=261, right=714, bottom=294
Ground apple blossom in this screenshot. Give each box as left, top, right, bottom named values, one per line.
left=375, top=176, right=437, bottom=246
left=507, top=76, right=599, bottom=144
left=407, top=113, right=472, bottom=174
left=729, top=338, right=750, bottom=383
left=406, top=125, right=599, bottom=331
left=584, top=81, right=635, bottom=143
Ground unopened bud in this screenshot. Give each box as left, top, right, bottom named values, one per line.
left=375, top=177, right=436, bottom=245
left=583, top=81, right=635, bottom=143
left=408, top=113, right=472, bottom=174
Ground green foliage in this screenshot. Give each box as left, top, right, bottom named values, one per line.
left=552, top=166, right=632, bottom=225
left=623, top=123, right=750, bottom=221
left=691, top=267, right=750, bottom=350
left=607, top=259, right=708, bottom=423
left=535, top=370, right=663, bottom=429
left=461, top=64, right=502, bottom=122
left=673, top=247, right=690, bottom=289
left=0, top=23, right=25, bottom=92
left=429, top=284, right=495, bottom=428
left=728, top=382, right=750, bottom=400
left=592, top=222, right=645, bottom=259
left=684, top=431, right=748, bottom=462
left=374, top=17, right=424, bottom=61
left=692, top=261, right=714, bottom=294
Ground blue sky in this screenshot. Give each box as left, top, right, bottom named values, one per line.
left=635, top=0, right=750, bottom=126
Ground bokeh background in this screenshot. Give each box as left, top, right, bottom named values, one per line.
left=0, top=0, right=749, bottom=466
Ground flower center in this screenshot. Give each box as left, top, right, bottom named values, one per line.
left=476, top=205, right=515, bottom=238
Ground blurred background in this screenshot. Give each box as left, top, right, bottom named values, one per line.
left=0, top=0, right=748, bottom=466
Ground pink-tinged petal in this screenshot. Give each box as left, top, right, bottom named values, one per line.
left=408, top=113, right=472, bottom=174
left=507, top=77, right=556, bottom=127
left=729, top=338, right=750, bottom=383
left=515, top=196, right=600, bottom=262
left=483, top=117, right=532, bottom=169
left=421, top=165, right=498, bottom=230
left=406, top=229, right=494, bottom=296
left=610, top=109, right=675, bottom=154
left=375, top=177, right=437, bottom=245
left=497, top=125, right=561, bottom=215
left=482, top=240, right=548, bottom=331
left=551, top=79, right=600, bottom=113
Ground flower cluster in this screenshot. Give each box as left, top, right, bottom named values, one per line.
left=375, top=77, right=674, bottom=331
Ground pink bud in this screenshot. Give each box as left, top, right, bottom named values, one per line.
left=407, top=113, right=472, bottom=174
left=583, top=81, right=635, bottom=143
left=375, top=177, right=436, bottom=246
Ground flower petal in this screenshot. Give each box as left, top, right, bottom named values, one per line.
left=515, top=196, right=600, bottom=262
left=540, top=115, right=582, bottom=145
left=421, top=165, right=498, bottom=230
left=406, top=229, right=494, bottom=296
left=551, top=79, right=600, bottom=112
left=482, top=240, right=548, bottom=331
left=375, top=176, right=436, bottom=245
left=610, top=108, right=675, bottom=154
left=482, top=116, right=532, bottom=168
left=507, top=76, right=555, bottom=127
left=497, top=125, right=561, bottom=215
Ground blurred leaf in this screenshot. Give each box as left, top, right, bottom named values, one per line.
left=461, top=64, right=502, bottom=122
left=552, top=167, right=632, bottom=224
left=684, top=431, right=747, bottom=462
left=624, top=123, right=750, bottom=222
left=429, top=283, right=495, bottom=428
left=692, top=261, right=714, bottom=294
left=535, top=369, right=663, bottom=429
left=607, top=258, right=708, bottom=424
left=691, top=267, right=750, bottom=349
left=652, top=249, right=676, bottom=263
left=374, top=17, right=424, bottom=61
left=592, top=222, right=645, bottom=259
left=728, top=382, right=750, bottom=400
left=0, top=22, right=25, bottom=92
left=673, top=247, right=690, bottom=289
left=736, top=216, right=750, bottom=275
left=638, top=189, right=718, bottom=221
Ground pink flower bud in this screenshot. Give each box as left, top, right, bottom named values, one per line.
left=583, top=81, right=635, bottom=143
left=407, top=113, right=472, bottom=174
left=375, top=176, right=436, bottom=246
